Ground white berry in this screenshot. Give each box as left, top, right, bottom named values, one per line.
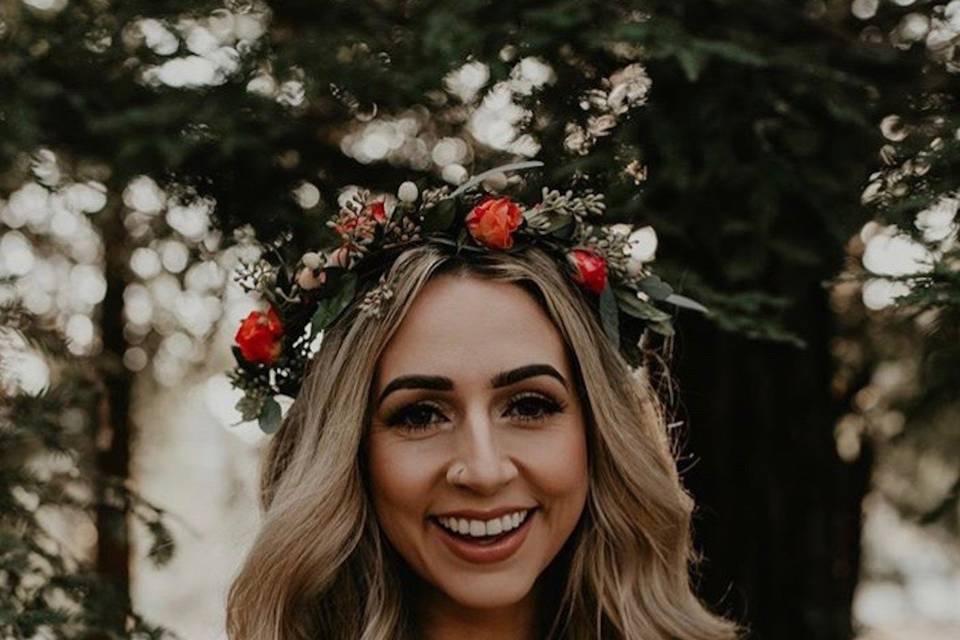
left=301, top=251, right=322, bottom=269
left=398, top=181, right=419, bottom=203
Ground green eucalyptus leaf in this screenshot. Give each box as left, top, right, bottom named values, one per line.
left=422, top=199, right=457, bottom=232
left=235, top=394, right=264, bottom=423
left=311, top=272, right=358, bottom=334
left=525, top=208, right=574, bottom=236
left=621, top=334, right=644, bottom=369
left=665, top=293, right=711, bottom=314
left=648, top=320, right=676, bottom=337
left=549, top=217, right=576, bottom=240
left=258, top=397, right=282, bottom=434
left=614, top=289, right=673, bottom=323
left=676, top=49, right=705, bottom=81
left=231, top=345, right=261, bottom=371
left=599, top=285, right=620, bottom=348
left=692, top=38, right=768, bottom=67
left=637, top=275, right=674, bottom=301
left=456, top=227, right=470, bottom=250
left=543, top=215, right=575, bottom=235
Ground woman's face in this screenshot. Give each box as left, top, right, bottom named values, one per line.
left=366, top=274, right=589, bottom=612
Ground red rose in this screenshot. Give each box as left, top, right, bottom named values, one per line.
left=235, top=307, right=284, bottom=364
left=465, top=197, right=523, bottom=250
left=567, top=249, right=608, bottom=295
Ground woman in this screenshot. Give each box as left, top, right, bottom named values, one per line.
left=225, top=241, right=740, bottom=639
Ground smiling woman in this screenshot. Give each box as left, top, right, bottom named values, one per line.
left=225, top=243, right=740, bottom=640
left=367, top=275, right=590, bottom=639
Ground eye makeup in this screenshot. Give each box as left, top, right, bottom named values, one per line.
left=377, top=363, right=568, bottom=408
left=385, top=400, right=446, bottom=430
left=508, top=392, right=567, bottom=422
left=384, top=391, right=568, bottom=432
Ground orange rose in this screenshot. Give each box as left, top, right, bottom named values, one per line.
left=235, top=307, right=283, bottom=364
left=465, top=197, right=523, bottom=250
left=567, top=249, right=607, bottom=295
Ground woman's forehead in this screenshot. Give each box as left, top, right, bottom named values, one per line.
left=376, top=275, right=571, bottom=383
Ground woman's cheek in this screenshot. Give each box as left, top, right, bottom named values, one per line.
left=368, top=437, right=439, bottom=506
left=517, top=422, right=588, bottom=493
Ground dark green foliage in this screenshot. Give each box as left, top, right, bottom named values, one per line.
left=1, top=0, right=917, bottom=344
left=843, top=1, right=960, bottom=539
left=0, top=303, right=178, bottom=639
left=310, top=271, right=358, bottom=334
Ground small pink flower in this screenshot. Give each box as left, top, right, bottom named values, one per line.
left=333, top=200, right=387, bottom=241
left=367, top=200, right=387, bottom=222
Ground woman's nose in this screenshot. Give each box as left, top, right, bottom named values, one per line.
left=449, top=410, right=518, bottom=494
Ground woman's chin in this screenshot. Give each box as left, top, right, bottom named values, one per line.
left=436, top=575, right=535, bottom=610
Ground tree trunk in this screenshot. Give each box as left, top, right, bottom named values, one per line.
left=93, top=208, right=133, bottom=623
left=676, top=289, right=873, bottom=639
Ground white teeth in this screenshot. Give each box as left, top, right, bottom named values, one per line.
left=469, top=520, right=486, bottom=536
left=437, top=509, right=531, bottom=538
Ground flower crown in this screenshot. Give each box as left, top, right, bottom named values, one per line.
left=229, top=162, right=707, bottom=433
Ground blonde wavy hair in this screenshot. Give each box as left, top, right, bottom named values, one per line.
left=226, top=243, right=740, bottom=639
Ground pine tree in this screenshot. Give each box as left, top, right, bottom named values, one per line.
left=837, top=0, right=960, bottom=571
left=0, top=300, right=177, bottom=638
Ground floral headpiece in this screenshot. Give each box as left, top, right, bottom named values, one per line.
left=229, top=162, right=707, bottom=433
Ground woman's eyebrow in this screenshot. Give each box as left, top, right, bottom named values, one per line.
left=490, top=363, right=566, bottom=390
left=377, top=363, right=567, bottom=406
left=378, top=375, right=452, bottom=406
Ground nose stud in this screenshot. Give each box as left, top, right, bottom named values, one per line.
left=449, top=463, right=467, bottom=484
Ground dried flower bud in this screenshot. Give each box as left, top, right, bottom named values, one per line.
left=564, top=123, right=591, bottom=156
left=587, top=114, right=617, bottom=138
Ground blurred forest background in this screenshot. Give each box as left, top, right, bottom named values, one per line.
left=1, top=0, right=959, bottom=638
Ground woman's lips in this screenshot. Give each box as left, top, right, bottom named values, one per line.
left=429, top=510, right=537, bottom=564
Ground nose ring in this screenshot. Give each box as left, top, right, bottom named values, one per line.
left=451, top=463, right=466, bottom=483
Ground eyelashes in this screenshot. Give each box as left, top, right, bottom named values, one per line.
left=384, top=392, right=568, bottom=432
left=385, top=401, right=446, bottom=430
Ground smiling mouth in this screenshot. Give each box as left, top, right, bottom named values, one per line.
left=428, top=508, right=539, bottom=563
left=430, top=508, right=537, bottom=545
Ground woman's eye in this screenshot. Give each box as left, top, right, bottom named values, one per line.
left=386, top=402, right=446, bottom=431
left=506, top=393, right=564, bottom=422
left=385, top=394, right=565, bottom=431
